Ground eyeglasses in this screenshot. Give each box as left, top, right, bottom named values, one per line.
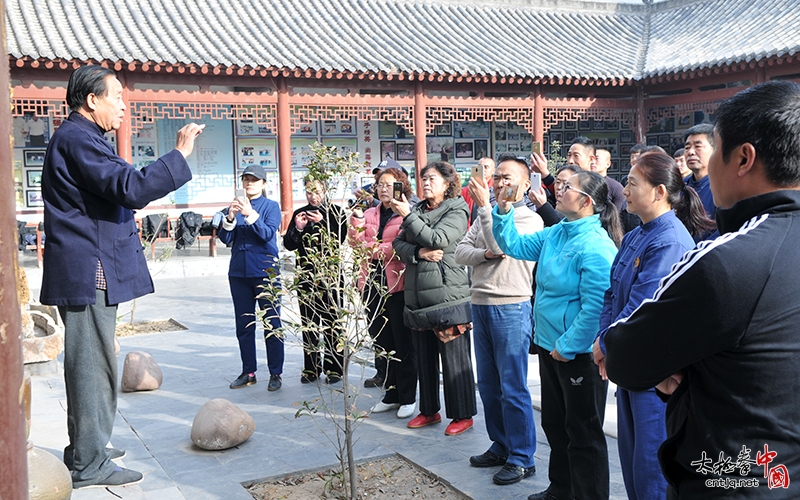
left=559, top=183, right=595, bottom=205
left=375, top=183, right=393, bottom=190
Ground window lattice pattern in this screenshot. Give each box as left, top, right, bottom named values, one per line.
left=424, top=107, right=536, bottom=135
left=130, top=102, right=276, bottom=132
left=543, top=107, right=637, bottom=132
left=289, top=105, right=414, bottom=134
left=12, top=99, right=69, bottom=119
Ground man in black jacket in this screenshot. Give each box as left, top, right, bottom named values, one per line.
left=604, top=80, right=800, bottom=498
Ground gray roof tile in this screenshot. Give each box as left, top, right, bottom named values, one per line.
left=5, top=0, right=799, bottom=81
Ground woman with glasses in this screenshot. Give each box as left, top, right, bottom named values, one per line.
left=592, top=152, right=714, bottom=500
left=348, top=167, right=418, bottom=419
left=493, top=170, right=620, bottom=500
left=392, top=162, right=477, bottom=436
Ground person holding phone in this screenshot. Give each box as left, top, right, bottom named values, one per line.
left=284, top=178, right=348, bottom=383
left=349, top=167, right=418, bottom=418
left=493, top=170, right=620, bottom=500
left=392, top=162, right=477, bottom=436
left=218, top=165, right=284, bottom=391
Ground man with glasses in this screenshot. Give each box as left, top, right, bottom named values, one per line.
left=462, top=157, right=495, bottom=225
left=456, top=158, right=542, bottom=485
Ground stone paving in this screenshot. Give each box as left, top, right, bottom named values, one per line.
left=22, top=249, right=626, bottom=499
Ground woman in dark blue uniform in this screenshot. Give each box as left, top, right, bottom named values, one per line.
left=219, top=165, right=284, bottom=391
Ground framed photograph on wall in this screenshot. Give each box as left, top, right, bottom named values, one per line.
left=27, top=169, right=42, bottom=188
left=474, top=139, right=488, bottom=159
left=455, top=141, right=473, bottom=158
left=455, top=120, right=490, bottom=138
left=296, top=121, right=318, bottom=136
left=565, top=131, right=577, bottom=143
left=24, top=149, right=46, bottom=167
left=380, top=141, right=396, bottom=160
left=579, top=120, right=592, bottom=131
left=26, top=190, right=44, bottom=207
left=549, top=132, right=562, bottom=144
left=621, top=144, right=632, bottom=156
left=396, top=143, right=415, bottom=161
left=647, top=136, right=658, bottom=146
left=620, top=130, right=634, bottom=144
left=564, top=120, right=577, bottom=130
left=435, top=122, right=453, bottom=136
left=593, top=120, right=606, bottom=130
left=658, top=135, right=671, bottom=147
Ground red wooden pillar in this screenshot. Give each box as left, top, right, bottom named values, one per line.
left=413, top=81, right=426, bottom=198
left=533, top=86, right=544, bottom=144
left=276, top=76, right=293, bottom=231
left=635, top=84, right=646, bottom=144
left=117, top=70, right=132, bottom=162
left=0, top=0, right=29, bottom=495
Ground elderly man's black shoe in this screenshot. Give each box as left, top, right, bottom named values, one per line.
left=493, top=463, right=535, bottom=485
left=527, top=488, right=568, bottom=500
left=469, top=450, right=507, bottom=468
left=230, top=373, right=256, bottom=389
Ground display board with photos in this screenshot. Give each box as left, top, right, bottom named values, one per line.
left=132, top=122, right=158, bottom=170
left=157, top=117, right=235, bottom=205
left=547, top=118, right=636, bottom=177
left=237, top=137, right=279, bottom=202
left=493, top=121, right=532, bottom=159
left=645, top=107, right=716, bottom=158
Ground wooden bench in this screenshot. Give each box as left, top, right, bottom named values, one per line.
left=137, top=216, right=219, bottom=258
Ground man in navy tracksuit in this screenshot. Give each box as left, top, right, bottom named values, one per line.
left=605, top=81, right=800, bottom=499
left=40, top=66, right=203, bottom=488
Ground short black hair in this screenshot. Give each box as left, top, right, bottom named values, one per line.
left=495, top=152, right=519, bottom=164
left=496, top=157, right=530, bottom=181
left=630, top=143, right=648, bottom=155
left=66, top=66, right=117, bottom=112
left=715, top=81, right=800, bottom=187
left=673, top=148, right=685, bottom=158
left=683, top=123, right=714, bottom=147
left=571, top=136, right=595, bottom=156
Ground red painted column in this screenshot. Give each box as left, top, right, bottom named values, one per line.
left=0, top=0, right=30, bottom=495
left=413, top=81, right=426, bottom=198
left=636, top=84, right=646, bottom=144
left=534, top=86, right=544, bottom=143
left=276, top=77, right=293, bottom=231
left=117, top=70, right=132, bottom=162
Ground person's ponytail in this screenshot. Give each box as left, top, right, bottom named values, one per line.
left=674, top=185, right=716, bottom=238
left=574, top=170, right=623, bottom=247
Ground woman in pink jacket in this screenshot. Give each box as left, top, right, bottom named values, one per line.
left=349, top=167, right=418, bottom=419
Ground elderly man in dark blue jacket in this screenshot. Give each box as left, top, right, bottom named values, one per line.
left=40, top=65, right=204, bottom=489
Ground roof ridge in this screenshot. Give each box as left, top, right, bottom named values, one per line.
left=633, top=0, right=652, bottom=79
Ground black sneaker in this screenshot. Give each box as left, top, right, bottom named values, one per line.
left=364, top=376, right=384, bottom=388
left=493, top=463, right=535, bottom=485
left=325, top=374, right=341, bottom=384
left=64, top=447, right=126, bottom=471
left=469, top=450, right=507, bottom=468
left=230, top=373, right=256, bottom=389
left=267, top=374, right=282, bottom=391
left=527, top=487, right=567, bottom=500
left=301, top=373, right=318, bottom=384
left=75, top=466, right=143, bottom=489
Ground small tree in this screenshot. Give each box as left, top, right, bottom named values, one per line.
left=547, top=140, right=566, bottom=175
left=259, top=142, right=392, bottom=500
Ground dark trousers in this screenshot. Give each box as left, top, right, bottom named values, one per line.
left=59, top=288, right=119, bottom=487
left=299, top=289, right=344, bottom=377
left=537, top=345, right=609, bottom=500
left=415, top=328, right=477, bottom=420
left=229, top=276, right=283, bottom=375
left=376, top=292, right=417, bottom=405
left=363, top=272, right=387, bottom=380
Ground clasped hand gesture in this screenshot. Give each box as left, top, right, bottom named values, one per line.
left=295, top=209, right=323, bottom=231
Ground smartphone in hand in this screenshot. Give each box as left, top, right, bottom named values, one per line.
left=235, top=188, right=246, bottom=201
left=471, top=163, right=484, bottom=180
left=393, top=182, right=404, bottom=201
left=502, top=184, right=520, bottom=202
left=530, top=172, right=541, bottom=189
left=532, top=141, right=542, bottom=155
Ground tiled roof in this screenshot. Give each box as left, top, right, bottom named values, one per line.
left=644, top=0, right=800, bottom=78
left=5, top=0, right=799, bottom=81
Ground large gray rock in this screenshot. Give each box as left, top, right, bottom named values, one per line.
left=191, top=399, right=255, bottom=450
left=120, top=351, right=163, bottom=392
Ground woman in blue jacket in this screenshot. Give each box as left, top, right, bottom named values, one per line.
left=493, top=170, right=620, bottom=500
left=593, top=152, right=714, bottom=500
left=218, top=165, right=283, bottom=391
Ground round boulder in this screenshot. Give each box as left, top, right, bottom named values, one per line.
left=121, top=351, right=163, bottom=392
left=191, top=398, right=255, bottom=450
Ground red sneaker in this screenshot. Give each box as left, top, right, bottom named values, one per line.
left=407, top=413, right=442, bottom=429
left=445, top=418, right=474, bottom=436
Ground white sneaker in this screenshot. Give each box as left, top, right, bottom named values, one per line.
left=397, top=403, right=416, bottom=419
left=371, top=402, right=400, bottom=413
